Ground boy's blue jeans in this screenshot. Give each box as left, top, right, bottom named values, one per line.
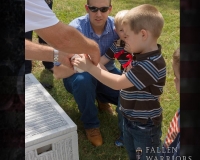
left=123, top=117, right=162, bottom=160
left=63, top=68, right=121, bottom=129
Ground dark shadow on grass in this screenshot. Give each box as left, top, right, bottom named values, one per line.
left=39, top=69, right=54, bottom=90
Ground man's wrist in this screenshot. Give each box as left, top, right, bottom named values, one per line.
left=53, top=49, right=61, bottom=66
left=54, top=61, right=61, bottom=66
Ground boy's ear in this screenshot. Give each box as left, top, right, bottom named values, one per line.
left=141, top=29, right=148, bottom=40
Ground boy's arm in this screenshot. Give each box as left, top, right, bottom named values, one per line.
left=72, top=55, right=133, bottom=90
left=99, top=55, right=110, bottom=71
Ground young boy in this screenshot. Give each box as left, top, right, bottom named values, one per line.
left=99, top=9, right=131, bottom=147
left=72, top=4, right=166, bottom=159
left=161, top=48, right=180, bottom=158
left=99, top=10, right=132, bottom=72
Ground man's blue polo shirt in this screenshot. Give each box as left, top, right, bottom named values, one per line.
left=69, top=14, right=119, bottom=71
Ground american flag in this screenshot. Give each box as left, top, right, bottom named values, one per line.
left=164, top=110, right=180, bottom=148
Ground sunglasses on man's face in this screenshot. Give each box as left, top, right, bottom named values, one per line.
left=87, top=5, right=110, bottom=13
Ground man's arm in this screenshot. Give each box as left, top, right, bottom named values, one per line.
left=99, top=55, right=110, bottom=71
left=25, top=39, right=53, bottom=61
left=25, top=39, right=73, bottom=68
left=35, top=22, right=100, bottom=65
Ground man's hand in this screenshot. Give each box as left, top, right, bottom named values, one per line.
left=58, top=52, right=74, bottom=68
left=86, top=41, right=101, bottom=66
left=89, top=53, right=100, bottom=66
left=53, top=64, right=75, bottom=79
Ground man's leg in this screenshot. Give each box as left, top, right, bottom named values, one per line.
left=63, top=72, right=102, bottom=146
left=96, top=67, right=121, bottom=114
left=39, top=35, right=54, bottom=71
left=38, top=0, right=54, bottom=71
left=38, top=30, right=53, bottom=71
left=25, top=31, right=33, bottom=74
left=25, top=60, right=32, bottom=74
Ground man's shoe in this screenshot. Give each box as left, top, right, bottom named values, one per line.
left=85, top=128, right=103, bottom=147
left=97, top=99, right=114, bottom=115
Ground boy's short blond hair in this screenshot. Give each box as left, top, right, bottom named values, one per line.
left=114, top=10, right=129, bottom=29
left=123, top=4, right=164, bottom=39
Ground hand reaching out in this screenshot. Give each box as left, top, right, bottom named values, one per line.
left=71, top=54, right=94, bottom=72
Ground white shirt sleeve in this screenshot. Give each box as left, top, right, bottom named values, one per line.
left=25, top=0, right=59, bottom=32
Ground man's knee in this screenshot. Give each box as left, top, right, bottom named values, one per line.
left=73, top=73, right=97, bottom=89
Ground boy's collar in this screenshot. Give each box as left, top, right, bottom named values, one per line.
left=134, top=44, right=162, bottom=61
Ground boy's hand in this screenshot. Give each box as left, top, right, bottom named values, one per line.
left=71, top=54, right=93, bottom=72
left=124, top=43, right=132, bottom=53
left=126, top=63, right=133, bottom=72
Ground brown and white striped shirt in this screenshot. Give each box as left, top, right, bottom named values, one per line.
left=120, top=44, right=166, bottom=125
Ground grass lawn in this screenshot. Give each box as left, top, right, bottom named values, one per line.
left=31, top=0, right=179, bottom=159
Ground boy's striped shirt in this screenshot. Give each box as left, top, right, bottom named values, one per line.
left=120, top=44, right=166, bottom=125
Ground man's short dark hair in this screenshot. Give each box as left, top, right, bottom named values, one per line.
left=87, top=0, right=111, bottom=6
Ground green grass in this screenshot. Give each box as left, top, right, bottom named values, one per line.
left=32, top=0, right=179, bottom=159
